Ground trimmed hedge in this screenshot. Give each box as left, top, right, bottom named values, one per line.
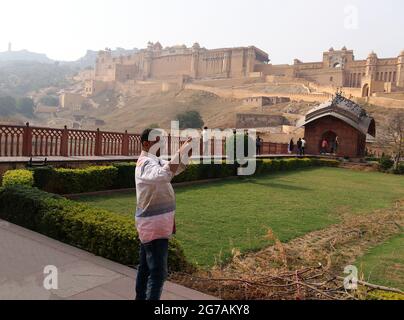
left=0, top=185, right=190, bottom=272
left=29, top=162, right=235, bottom=194
left=112, top=162, right=136, bottom=189
left=173, top=161, right=235, bottom=183
left=31, top=166, right=118, bottom=194
left=2, top=169, right=34, bottom=188
left=253, top=158, right=339, bottom=175
left=2, top=158, right=340, bottom=194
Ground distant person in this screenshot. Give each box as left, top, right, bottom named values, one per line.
left=297, top=138, right=302, bottom=156
left=288, top=138, right=294, bottom=154
left=334, top=136, right=339, bottom=154
left=256, top=135, right=263, bottom=155
left=202, top=126, right=209, bottom=157
left=321, top=138, right=328, bottom=154
left=301, top=137, right=306, bottom=156
left=135, top=128, right=192, bottom=300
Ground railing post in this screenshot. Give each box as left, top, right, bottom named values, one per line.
left=122, top=130, right=129, bottom=156
left=22, top=122, right=32, bottom=156
left=60, top=125, right=69, bottom=156
left=94, top=128, right=102, bottom=156
left=167, top=134, right=171, bottom=158
left=200, top=137, right=203, bottom=158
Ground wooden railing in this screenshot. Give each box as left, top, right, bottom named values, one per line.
left=0, top=123, right=289, bottom=158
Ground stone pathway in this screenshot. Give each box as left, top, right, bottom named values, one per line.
left=0, top=219, right=216, bottom=300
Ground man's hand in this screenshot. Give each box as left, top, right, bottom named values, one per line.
left=169, top=137, right=193, bottom=175
left=179, top=137, right=193, bottom=157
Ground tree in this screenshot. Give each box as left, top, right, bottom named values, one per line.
left=147, top=123, right=160, bottom=129
left=176, top=110, right=204, bottom=129
left=17, top=97, right=35, bottom=116
left=0, top=96, right=17, bottom=116
left=378, top=111, right=404, bottom=171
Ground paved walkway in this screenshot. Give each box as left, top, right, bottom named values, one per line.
left=0, top=219, right=216, bottom=300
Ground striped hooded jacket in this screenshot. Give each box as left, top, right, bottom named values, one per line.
left=135, top=151, right=186, bottom=243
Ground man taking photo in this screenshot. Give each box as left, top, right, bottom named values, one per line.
left=135, top=128, right=192, bottom=300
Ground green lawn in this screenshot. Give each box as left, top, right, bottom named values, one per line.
left=75, top=167, right=404, bottom=267
left=355, top=233, right=403, bottom=290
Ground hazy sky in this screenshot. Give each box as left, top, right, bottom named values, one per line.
left=1, top=0, right=403, bottom=63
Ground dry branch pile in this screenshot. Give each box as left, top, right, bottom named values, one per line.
left=171, top=201, right=404, bottom=300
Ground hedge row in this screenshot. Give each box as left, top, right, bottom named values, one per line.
left=1, top=162, right=236, bottom=194
left=254, top=158, right=340, bottom=175
left=2, top=158, right=340, bottom=194
left=0, top=185, right=190, bottom=272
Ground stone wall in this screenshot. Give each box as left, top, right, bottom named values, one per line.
left=236, top=113, right=289, bottom=128
left=184, top=83, right=331, bottom=102
left=59, top=93, right=86, bottom=110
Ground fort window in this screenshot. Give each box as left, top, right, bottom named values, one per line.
left=330, top=76, right=333, bottom=82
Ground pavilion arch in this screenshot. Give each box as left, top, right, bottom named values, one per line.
left=362, top=83, right=370, bottom=97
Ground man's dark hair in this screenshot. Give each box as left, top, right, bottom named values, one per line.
left=140, top=128, right=153, bottom=143
left=141, top=128, right=163, bottom=143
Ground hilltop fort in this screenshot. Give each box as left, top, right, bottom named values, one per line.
left=79, top=42, right=404, bottom=99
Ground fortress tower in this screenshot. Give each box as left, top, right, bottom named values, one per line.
left=365, top=51, right=378, bottom=80
left=397, top=50, right=404, bottom=88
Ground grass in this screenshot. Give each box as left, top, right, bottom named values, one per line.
left=355, top=233, right=404, bottom=291
left=75, top=167, right=404, bottom=267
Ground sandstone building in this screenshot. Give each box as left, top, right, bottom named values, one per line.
left=257, top=47, right=404, bottom=97
left=92, top=42, right=268, bottom=82
left=83, top=43, right=404, bottom=100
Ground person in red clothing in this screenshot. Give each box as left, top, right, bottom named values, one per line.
left=321, top=138, right=328, bottom=154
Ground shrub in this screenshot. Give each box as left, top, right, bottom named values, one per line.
left=365, top=157, right=380, bottom=162
left=2, top=169, right=34, bottom=188
left=379, top=156, right=394, bottom=171
left=0, top=185, right=191, bottom=272
left=393, top=163, right=404, bottom=175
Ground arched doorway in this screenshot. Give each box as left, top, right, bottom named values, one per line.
left=362, top=84, right=370, bottom=97
left=319, top=131, right=338, bottom=154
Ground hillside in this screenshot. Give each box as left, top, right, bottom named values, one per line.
left=0, top=49, right=53, bottom=63
left=0, top=61, right=75, bottom=97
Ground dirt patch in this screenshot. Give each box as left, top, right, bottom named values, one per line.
left=171, top=200, right=404, bottom=300
left=339, top=162, right=379, bottom=172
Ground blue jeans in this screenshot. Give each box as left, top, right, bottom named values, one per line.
left=135, top=238, right=168, bottom=300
